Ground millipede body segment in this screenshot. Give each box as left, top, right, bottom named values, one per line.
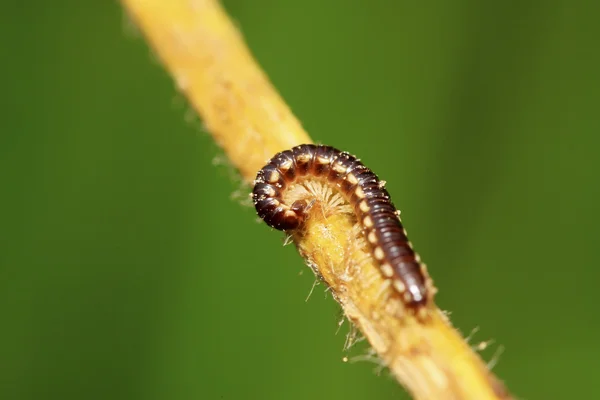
left=252, top=144, right=430, bottom=310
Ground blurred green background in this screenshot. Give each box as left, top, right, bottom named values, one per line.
left=1, top=1, right=598, bottom=399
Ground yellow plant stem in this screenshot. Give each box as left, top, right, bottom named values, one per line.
left=121, top=0, right=513, bottom=399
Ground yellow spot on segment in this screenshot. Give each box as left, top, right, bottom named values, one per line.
left=359, top=200, right=370, bottom=213
left=355, top=186, right=365, bottom=199
left=363, top=216, right=373, bottom=228
left=267, top=171, right=280, bottom=183
left=381, top=263, right=394, bottom=277
left=367, top=231, right=377, bottom=244
left=346, top=174, right=358, bottom=185
left=393, top=280, right=406, bottom=293
left=278, top=159, right=293, bottom=171
left=374, top=247, right=385, bottom=260
left=296, top=153, right=310, bottom=163
left=333, top=163, right=346, bottom=174
left=415, top=253, right=421, bottom=263
left=316, top=156, right=330, bottom=164
left=283, top=210, right=296, bottom=218
left=403, top=292, right=413, bottom=303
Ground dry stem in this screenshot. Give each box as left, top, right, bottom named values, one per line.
left=121, top=0, right=513, bottom=399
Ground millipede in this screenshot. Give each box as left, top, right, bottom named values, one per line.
left=251, top=144, right=432, bottom=311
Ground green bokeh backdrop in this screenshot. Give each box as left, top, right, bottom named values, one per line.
left=1, top=1, right=599, bottom=399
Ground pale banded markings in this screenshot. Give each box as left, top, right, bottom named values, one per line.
left=380, top=263, right=394, bottom=277
left=367, top=231, right=378, bottom=244
left=296, top=153, right=311, bottom=163
left=333, top=163, right=347, bottom=174
left=267, top=171, right=281, bottom=184
left=355, top=186, right=365, bottom=199
left=278, top=159, right=293, bottom=171
left=346, top=174, right=358, bottom=185
left=393, top=280, right=406, bottom=293
left=359, top=200, right=370, bottom=213
left=252, top=144, right=431, bottom=312
left=374, top=247, right=385, bottom=261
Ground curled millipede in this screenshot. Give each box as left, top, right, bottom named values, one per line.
left=251, top=144, right=431, bottom=310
